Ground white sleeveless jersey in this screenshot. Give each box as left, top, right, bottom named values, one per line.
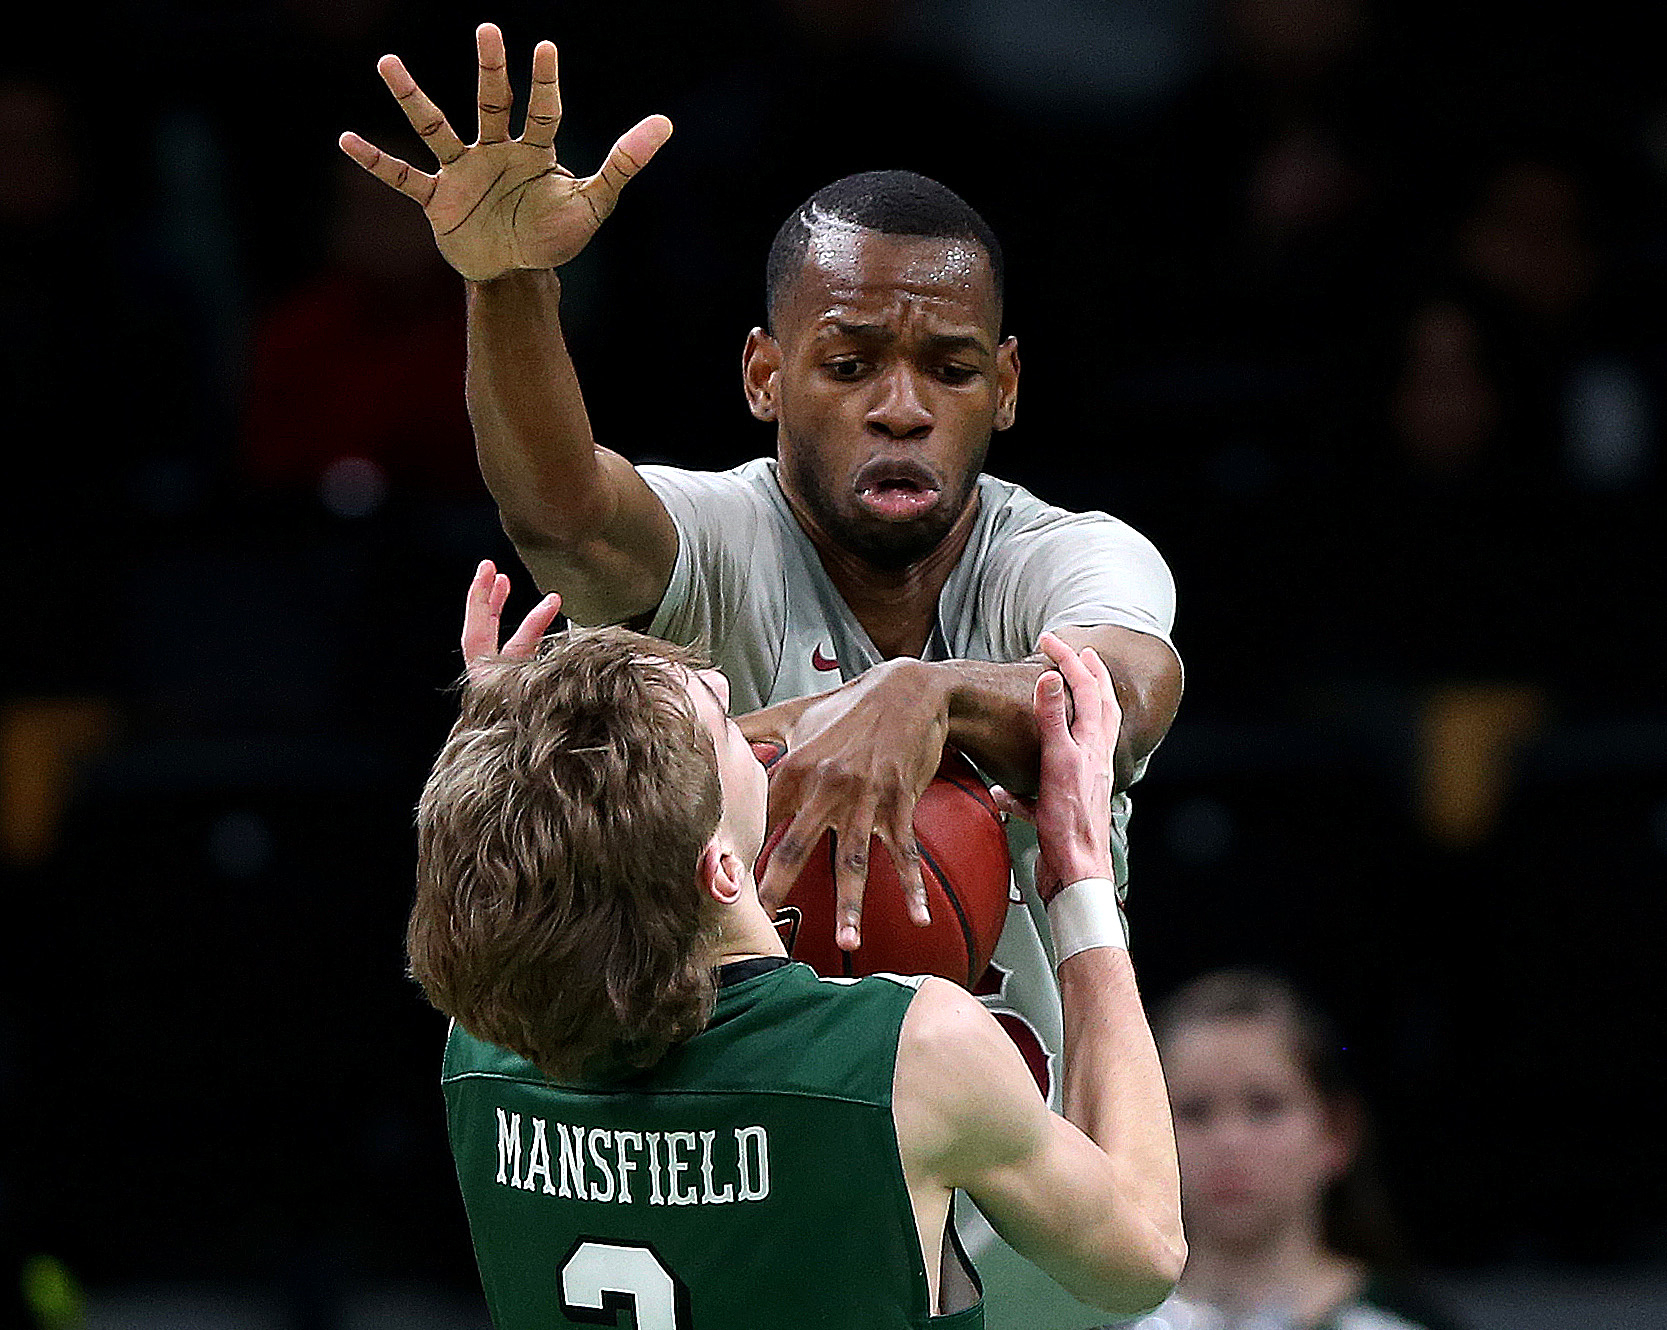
left=637, top=457, right=1179, bottom=1330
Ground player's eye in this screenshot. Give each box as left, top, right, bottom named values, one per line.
left=1173, top=1096, right=1212, bottom=1127
left=826, top=358, right=868, bottom=380
left=937, top=364, right=978, bottom=385
left=1243, top=1090, right=1290, bottom=1122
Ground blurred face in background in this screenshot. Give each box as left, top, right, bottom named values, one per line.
left=1165, top=1016, right=1355, bottom=1253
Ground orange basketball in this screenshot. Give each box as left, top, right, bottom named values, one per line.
left=752, top=744, right=1012, bottom=988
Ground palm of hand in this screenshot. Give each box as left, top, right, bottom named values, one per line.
left=339, top=26, right=670, bottom=284
left=426, top=144, right=595, bottom=281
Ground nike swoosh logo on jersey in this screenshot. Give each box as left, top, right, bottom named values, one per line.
left=811, top=645, right=839, bottom=672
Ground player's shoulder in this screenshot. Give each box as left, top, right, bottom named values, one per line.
left=975, top=472, right=1163, bottom=552
left=896, top=976, right=1015, bottom=1080
left=712, top=962, right=922, bottom=1039
left=893, top=976, right=1046, bottom=1172
left=638, top=456, right=777, bottom=508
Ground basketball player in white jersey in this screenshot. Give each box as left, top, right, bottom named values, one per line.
left=343, top=25, right=1183, bottom=1329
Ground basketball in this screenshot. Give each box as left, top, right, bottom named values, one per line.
left=751, top=744, right=1012, bottom=988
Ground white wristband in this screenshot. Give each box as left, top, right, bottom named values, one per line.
left=1045, top=877, right=1127, bottom=965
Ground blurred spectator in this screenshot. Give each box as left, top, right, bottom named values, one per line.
left=1124, top=0, right=1409, bottom=361
left=1116, top=969, right=1464, bottom=1330
left=242, top=159, right=480, bottom=504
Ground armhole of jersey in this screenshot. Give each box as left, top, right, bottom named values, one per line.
left=936, top=1191, right=984, bottom=1318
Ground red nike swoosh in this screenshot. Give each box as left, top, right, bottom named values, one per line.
left=812, top=646, right=839, bottom=672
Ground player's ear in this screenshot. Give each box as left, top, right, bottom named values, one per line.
left=994, top=336, right=1019, bottom=432
left=700, top=842, right=746, bottom=906
left=742, top=327, right=781, bottom=422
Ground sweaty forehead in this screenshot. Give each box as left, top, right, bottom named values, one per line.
left=785, top=223, right=998, bottom=333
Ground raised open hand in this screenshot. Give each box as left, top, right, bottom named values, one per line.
left=462, top=559, right=563, bottom=682
left=340, top=23, right=672, bottom=281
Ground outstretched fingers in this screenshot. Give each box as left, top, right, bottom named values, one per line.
left=521, top=40, right=562, bottom=149
left=577, top=114, right=673, bottom=222
left=501, top=592, right=563, bottom=659
left=338, top=131, right=436, bottom=206
left=376, top=53, right=465, bottom=165
left=475, top=22, right=514, bottom=145
left=460, top=560, right=563, bottom=673
left=461, top=560, right=506, bottom=670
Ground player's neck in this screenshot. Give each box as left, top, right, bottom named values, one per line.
left=1179, top=1219, right=1360, bottom=1321
left=712, top=901, right=790, bottom=967
left=796, top=496, right=981, bottom=660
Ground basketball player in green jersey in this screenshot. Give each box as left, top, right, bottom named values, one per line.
left=344, top=27, right=1184, bottom=1327
left=409, top=568, right=1182, bottom=1328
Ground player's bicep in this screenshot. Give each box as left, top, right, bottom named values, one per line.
left=511, top=448, right=679, bottom=626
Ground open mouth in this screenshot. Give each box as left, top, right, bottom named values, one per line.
left=854, top=458, right=942, bottom=520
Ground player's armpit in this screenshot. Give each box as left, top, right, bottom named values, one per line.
left=503, top=447, right=680, bottom=626
left=894, top=979, right=1184, bottom=1317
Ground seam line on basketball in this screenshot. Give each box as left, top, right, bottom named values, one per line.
left=917, top=839, right=977, bottom=987
left=935, top=770, right=999, bottom=816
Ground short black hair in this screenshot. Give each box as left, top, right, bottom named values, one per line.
left=764, top=170, right=1004, bottom=331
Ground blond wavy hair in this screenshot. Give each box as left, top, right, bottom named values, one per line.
left=410, top=627, right=724, bottom=1079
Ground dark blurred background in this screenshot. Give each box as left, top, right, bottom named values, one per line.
left=2, top=0, right=1663, bottom=1325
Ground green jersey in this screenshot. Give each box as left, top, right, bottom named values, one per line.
left=442, top=958, right=984, bottom=1330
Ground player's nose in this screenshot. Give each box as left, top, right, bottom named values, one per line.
left=865, top=367, right=932, bottom=440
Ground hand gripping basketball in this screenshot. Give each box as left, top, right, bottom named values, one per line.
left=753, top=744, right=1011, bottom=988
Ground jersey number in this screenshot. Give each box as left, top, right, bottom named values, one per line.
left=558, top=1239, right=691, bottom=1328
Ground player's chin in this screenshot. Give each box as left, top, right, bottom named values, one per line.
left=1190, top=1197, right=1280, bottom=1244
left=838, top=508, right=955, bottom=570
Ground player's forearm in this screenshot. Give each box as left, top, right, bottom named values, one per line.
left=929, top=653, right=1167, bottom=797
left=926, top=658, right=1046, bottom=792
left=1057, top=947, right=1185, bottom=1279
left=465, top=269, right=613, bottom=550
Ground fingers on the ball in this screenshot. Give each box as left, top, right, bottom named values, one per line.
left=873, top=812, right=930, bottom=927
left=475, top=21, right=514, bottom=144
left=903, top=861, right=932, bottom=926
left=522, top=40, right=561, bottom=147
left=339, top=132, right=435, bottom=204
